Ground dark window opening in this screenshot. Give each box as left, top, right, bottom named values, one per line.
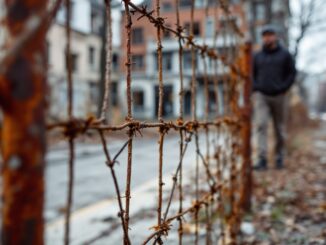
left=155, top=85, right=173, bottom=117
left=163, top=2, right=173, bottom=11
left=132, top=54, right=144, bottom=70
left=183, top=51, right=197, bottom=70
left=88, top=46, right=95, bottom=67
left=163, top=25, right=172, bottom=39
left=112, top=53, right=119, bottom=71
left=133, top=90, right=145, bottom=112
left=132, top=28, right=144, bottom=44
left=155, top=52, right=173, bottom=71
left=90, top=9, right=103, bottom=35
left=184, top=90, right=192, bottom=115
left=89, top=82, right=99, bottom=106
left=66, top=52, right=79, bottom=72
left=209, top=90, right=217, bottom=113
left=180, top=0, right=192, bottom=8
left=184, top=22, right=201, bottom=36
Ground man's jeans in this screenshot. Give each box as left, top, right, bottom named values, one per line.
left=253, top=92, right=288, bottom=161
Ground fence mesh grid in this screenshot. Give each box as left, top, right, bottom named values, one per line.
left=1, top=0, right=252, bottom=244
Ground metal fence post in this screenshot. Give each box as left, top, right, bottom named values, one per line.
left=240, top=41, right=253, bottom=212
left=0, top=1, right=47, bottom=244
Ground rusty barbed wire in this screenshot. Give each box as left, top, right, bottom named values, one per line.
left=0, top=0, right=253, bottom=244
left=122, top=1, right=134, bottom=244
left=63, top=0, right=75, bottom=244
left=175, top=0, right=185, bottom=243
left=98, top=131, right=131, bottom=244
left=100, top=0, right=114, bottom=121
left=202, top=3, right=213, bottom=242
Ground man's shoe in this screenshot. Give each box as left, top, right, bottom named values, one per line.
left=254, top=158, right=267, bottom=171
left=275, top=157, right=284, bottom=169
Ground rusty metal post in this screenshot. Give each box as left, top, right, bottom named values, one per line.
left=240, top=42, right=253, bottom=212
left=0, top=0, right=48, bottom=244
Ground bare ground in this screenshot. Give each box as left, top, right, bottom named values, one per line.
left=241, top=123, right=326, bottom=244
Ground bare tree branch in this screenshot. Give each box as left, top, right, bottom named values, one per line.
left=292, top=0, right=326, bottom=59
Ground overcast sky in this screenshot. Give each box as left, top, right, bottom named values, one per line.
left=290, top=0, right=326, bottom=74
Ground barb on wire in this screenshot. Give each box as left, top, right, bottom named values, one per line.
left=63, top=0, right=75, bottom=244
left=99, top=131, right=131, bottom=244
left=39, top=1, right=252, bottom=245
left=100, top=0, right=113, bottom=121
left=163, top=131, right=194, bottom=221
left=122, top=2, right=134, bottom=244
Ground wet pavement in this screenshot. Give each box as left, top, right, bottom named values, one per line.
left=45, top=133, right=205, bottom=222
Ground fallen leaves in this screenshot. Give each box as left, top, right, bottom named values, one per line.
left=241, top=124, right=326, bottom=244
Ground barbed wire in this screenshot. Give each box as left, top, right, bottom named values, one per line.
left=0, top=0, right=251, bottom=244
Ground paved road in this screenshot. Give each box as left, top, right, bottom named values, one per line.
left=45, top=133, right=208, bottom=222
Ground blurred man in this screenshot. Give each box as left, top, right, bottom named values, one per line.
left=253, top=25, right=296, bottom=170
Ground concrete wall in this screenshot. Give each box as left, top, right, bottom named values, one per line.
left=47, top=23, right=102, bottom=119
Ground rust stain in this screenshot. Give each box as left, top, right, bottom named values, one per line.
left=1, top=0, right=47, bottom=244
left=6, top=55, right=34, bottom=100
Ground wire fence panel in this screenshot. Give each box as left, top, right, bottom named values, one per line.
left=0, top=0, right=252, bottom=244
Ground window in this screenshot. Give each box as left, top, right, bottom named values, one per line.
left=66, top=52, right=79, bottom=72
left=183, top=51, right=197, bottom=70
left=133, top=90, right=145, bottom=112
left=163, top=52, right=172, bottom=71
left=112, top=53, right=119, bottom=71
left=89, top=82, right=99, bottom=105
left=163, top=25, right=171, bottom=39
left=180, top=0, right=192, bottom=8
left=132, top=28, right=144, bottom=44
left=132, top=54, right=144, bottom=70
left=155, top=52, right=173, bottom=71
left=205, top=18, right=214, bottom=38
left=91, top=7, right=103, bottom=35
left=209, top=90, right=217, bottom=113
left=184, top=22, right=201, bottom=36
left=71, top=54, right=78, bottom=72
left=254, top=2, right=266, bottom=21
left=155, top=85, right=173, bottom=117
left=219, top=17, right=238, bottom=32
left=88, top=46, right=95, bottom=69
left=162, top=2, right=173, bottom=12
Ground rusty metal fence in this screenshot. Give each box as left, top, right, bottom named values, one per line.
left=0, top=0, right=252, bottom=244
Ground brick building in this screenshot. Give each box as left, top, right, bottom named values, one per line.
left=119, top=0, right=247, bottom=119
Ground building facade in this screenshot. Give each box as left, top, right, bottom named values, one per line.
left=119, top=0, right=247, bottom=120
left=47, top=0, right=120, bottom=120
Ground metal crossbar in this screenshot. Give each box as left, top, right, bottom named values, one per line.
left=0, top=0, right=253, bottom=244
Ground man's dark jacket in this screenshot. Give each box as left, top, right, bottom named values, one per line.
left=253, top=43, right=296, bottom=96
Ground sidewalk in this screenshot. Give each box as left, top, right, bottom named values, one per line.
left=46, top=165, right=197, bottom=244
